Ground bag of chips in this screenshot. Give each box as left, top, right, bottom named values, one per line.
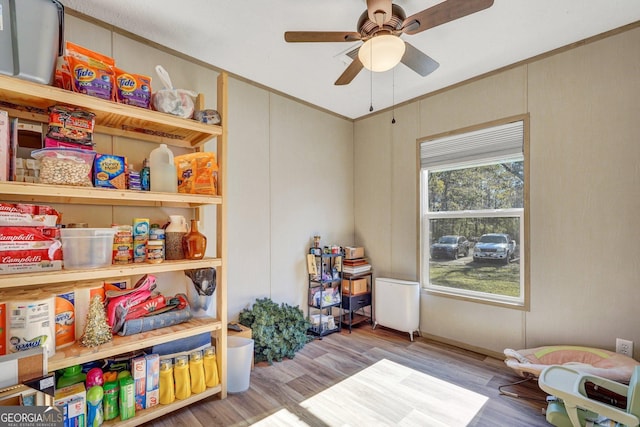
left=175, top=152, right=218, bottom=195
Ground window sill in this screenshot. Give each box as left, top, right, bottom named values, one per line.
left=421, top=286, right=529, bottom=311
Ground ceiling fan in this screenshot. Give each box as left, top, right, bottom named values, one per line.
left=284, top=0, right=494, bottom=85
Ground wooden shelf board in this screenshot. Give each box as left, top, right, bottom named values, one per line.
left=341, top=312, right=371, bottom=327
left=49, top=317, right=223, bottom=371
left=0, top=258, right=222, bottom=289
left=0, top=75, right=221, bottom=148
left=103, top=385, right=222, bottom=427
left=0, top=181, right=221, bottom=207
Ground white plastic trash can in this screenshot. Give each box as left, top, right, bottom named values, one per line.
left=227, top=336, right=254, bottom=393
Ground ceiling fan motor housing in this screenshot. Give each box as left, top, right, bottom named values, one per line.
left=358, top=4, right=406, bottom=40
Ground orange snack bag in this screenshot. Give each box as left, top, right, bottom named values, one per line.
left=175, top=152, right=218, bottom=195
left=194, top=152, right=218, bottom=195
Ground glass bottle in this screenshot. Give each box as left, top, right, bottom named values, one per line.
left=183, top=219, right=207, bottom=260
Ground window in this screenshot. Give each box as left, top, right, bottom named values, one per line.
left=419, top=118, right=528, bottom=307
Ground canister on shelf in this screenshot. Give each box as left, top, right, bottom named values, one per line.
left=165, top=215, right=187, bottom=260
left=102, top=381, right=119, bottom=421
left=132, top=218, right=149, bottom=263
left=173, top=355, right=191, bottom=400
left=203, top=346, right=219, bottom=388
left=189, top=350, right=206, bottom=394
left=146, top=239, right=164, bottom=264
left=159, top=358, right=175, bottom=405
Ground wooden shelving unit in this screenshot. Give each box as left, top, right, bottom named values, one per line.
left=0, top=181, right=222, bottom=207
left=0, top=74, right=221, bottom=148
left=104, top=385, right=222, bottom=427
left=49, top=317, right=223, bottom=371
left=0, top=72, right=229, bottom=424
left=0, top=257, right=222, bottom=289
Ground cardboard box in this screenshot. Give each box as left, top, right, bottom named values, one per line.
left=145, top=354, right=159, bottom=409
left=342, top=278, right=368, bottom=295
left=0, top=226, right=63, bottom=275
left=93, top=153, right=127, bottom=189
left=344, top=246, right=364, bottom=259
left=61, top=396, right=85, bottom=427
left=131, top=356, right=146, bottom=410
left=0, top=111, right=9, bottom=181
left=54, top=383, right=86, bottom=427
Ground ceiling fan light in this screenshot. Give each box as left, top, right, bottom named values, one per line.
left=358, top=35, right=406, bottom=72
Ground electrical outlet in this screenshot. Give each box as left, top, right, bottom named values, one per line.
left=616, top=338, right=634, bottom=357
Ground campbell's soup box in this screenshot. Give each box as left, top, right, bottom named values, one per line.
left=0, top=227, right=62, bottom=274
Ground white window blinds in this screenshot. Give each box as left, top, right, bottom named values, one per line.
left=420, top=120, right=524, bottom=170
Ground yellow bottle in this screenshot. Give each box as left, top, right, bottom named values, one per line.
left=203, top=346, right=219, bottom=388
left=189, top=350, right=206, bottom=394
left=174, top=355, right=191, bottom=400
left=159, top=358, right=175, bottom=405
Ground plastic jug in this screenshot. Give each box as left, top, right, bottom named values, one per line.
left=57, top=365, right=86, bottom=389
left=86, top=385, right=104, bottom=427
left=149, top=144, right=178, bottom=193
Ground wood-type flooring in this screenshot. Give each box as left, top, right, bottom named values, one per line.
left=143, top=325, right=550, bottom=427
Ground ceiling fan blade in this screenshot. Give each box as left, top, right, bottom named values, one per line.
left=401, top=42, right=439, bottom=77
left=284, top=31, right=361, bottom=43
left=335, top=56, right=364, bottom=85
left=367, top=0, right=393, bottom=26
left=402, top=0, right=494, bottom=35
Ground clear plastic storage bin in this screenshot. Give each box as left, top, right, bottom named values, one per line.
left=60, top=228, right=116, bottom=269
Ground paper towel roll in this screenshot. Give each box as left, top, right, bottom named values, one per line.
left=8, top=294, right=56, bottom=357
left=54, top=290, right=76, bottom=349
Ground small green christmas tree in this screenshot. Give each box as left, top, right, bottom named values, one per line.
left=81, top=295, right=113, bottom=347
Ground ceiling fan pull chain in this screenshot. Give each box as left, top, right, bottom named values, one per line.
left=391, top=68, right=396, bottom=124
left=369, top=42, right=374, bottom=112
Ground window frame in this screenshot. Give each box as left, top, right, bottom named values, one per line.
left=417, top=115, right=530, bottom=310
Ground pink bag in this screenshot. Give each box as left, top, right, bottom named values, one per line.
left=106, top=274, right=156, bottom=331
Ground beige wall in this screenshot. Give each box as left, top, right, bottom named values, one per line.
left=64, top=13, right=640, bottom=356
left=226, top=84, right=354, bottom=318
left=354, top=26, right=640, bottom=356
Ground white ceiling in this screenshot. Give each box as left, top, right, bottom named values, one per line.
left=61, top=0, right=640, bottom=120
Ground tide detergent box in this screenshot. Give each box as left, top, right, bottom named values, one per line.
left=145, top=354, right=160, bottom=408
left=131, top=355, right=146, bottom=410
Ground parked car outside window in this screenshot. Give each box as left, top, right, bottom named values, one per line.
left=430, top=235, right=470, bottom=260
left=473, top=233, right=516, bottom=264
